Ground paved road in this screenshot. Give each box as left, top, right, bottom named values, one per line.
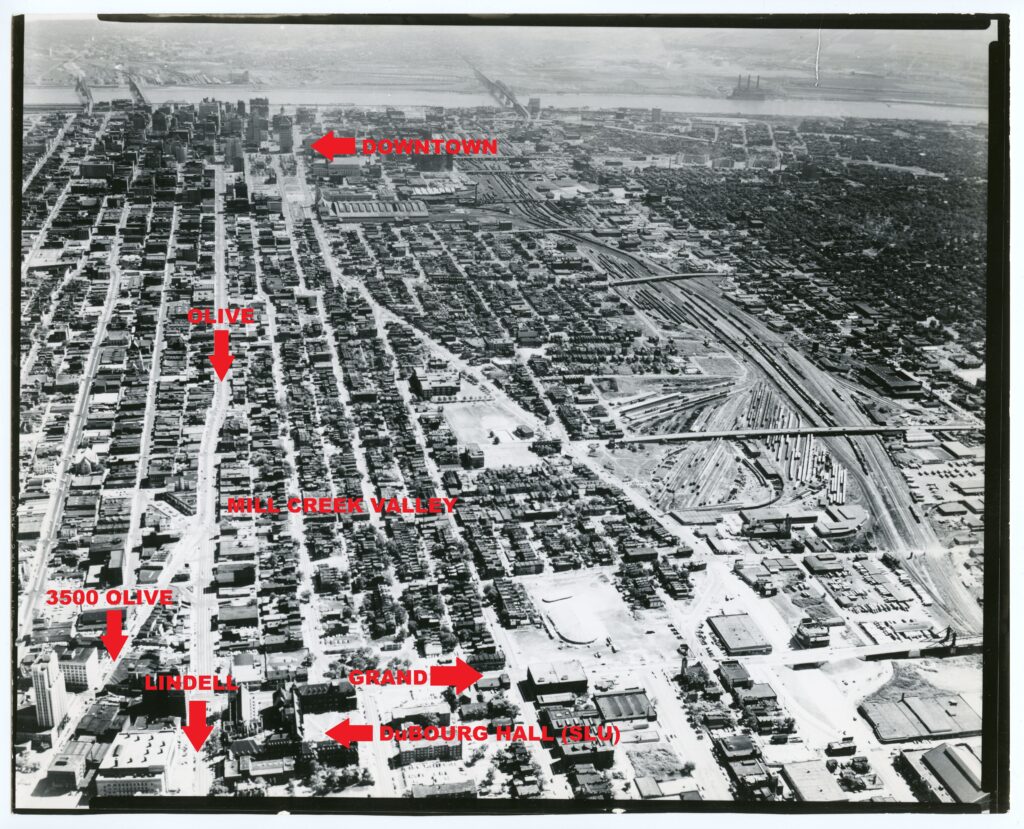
left=18, top=114, right=118, bottom=634
left=122, top=204, right=178, bottom=587
left=22, top=111, right=75, bottom=193
left=182, top=162, right=233, bottom=796
left=19, top=205, right=126, bottom=637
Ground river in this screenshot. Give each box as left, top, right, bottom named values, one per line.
left=24, top=84, right=987, bottom=124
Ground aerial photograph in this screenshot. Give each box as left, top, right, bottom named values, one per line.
left=12, top=13, right=1006, bottom=815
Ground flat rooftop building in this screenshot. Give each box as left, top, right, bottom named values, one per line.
left=319, top=198, right=428, bottom=222
left=782, top=760, right=848, bottom=802
left=527, top=660, right=588, bottom=695
left=707, top=612, right=772, bottom=655
left=95, top=726, right=178, bottom=797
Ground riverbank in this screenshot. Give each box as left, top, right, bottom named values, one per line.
left=23, top=84, right=988, bottom=124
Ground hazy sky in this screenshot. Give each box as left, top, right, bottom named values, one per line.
left=24, top=16, right=993, bottom=102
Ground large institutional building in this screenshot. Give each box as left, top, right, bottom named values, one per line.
left=31, top=649, right=69, bottom=729
left=95, top=726, right=179, bottom=797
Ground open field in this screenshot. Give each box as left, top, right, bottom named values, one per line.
left=506, top=569, right=685, bottom=668
left=443, top=400, right=538, bottom=467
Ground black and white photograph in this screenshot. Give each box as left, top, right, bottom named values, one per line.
left=8, top=8, right=1011, bottom=818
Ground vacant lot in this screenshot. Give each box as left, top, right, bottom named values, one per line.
left=628, top=745, right=690, bottom=781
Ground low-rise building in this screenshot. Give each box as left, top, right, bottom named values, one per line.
left=527, top=660, right=588, bottom=696
left=708, top=612, right=772, bottom=656
left=390, top=737, right=462, bottom=768
left=94, top=726, right=178, bottom=797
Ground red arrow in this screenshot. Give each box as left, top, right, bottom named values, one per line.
left=208, top=328, right=234, bottom=381
left=311, top=130, right=357, bottom=161
left=100, top=609, right=128, bottom=660
left=325, top=718, right=374, bottom=748
left=182, top=699, right=214, bottom=752
left=430, top=657, right=483, bottom=694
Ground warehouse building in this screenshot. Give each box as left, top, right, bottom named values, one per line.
left=781, top=760, right=848, bottom=802
left=707, top=612, right=772, bottom=655
left=527, top=660, right=588, bottom=696
left=593, top=689, right=656, bottom=722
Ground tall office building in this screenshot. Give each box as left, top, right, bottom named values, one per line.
left=198, top=99, right=219, bottom=120
left=57, top=645, right=100, bottom=691
left=225, top=137, right=244, bottom=168
left=32, top=649, right=69, bottom=729
left=151, top=109, right=169, bottom=134
left=246, top=97, right=271, bottom=144
left=249, top=97, right=270, bottom=120
left=528, top=97, right=541, bottom=118
left=652, top=107, right=662, bottom=124
left=246, top=117, right=268, bottom=145
left=278, top=121, right=294, bottom=153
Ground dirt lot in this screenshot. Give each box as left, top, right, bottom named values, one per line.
left=444, top=401, right=538, bottom=467
left=503, top=569, right=682, bottom=670
left=627, top=745, right=689, bottom=781
left=865, top=656, right=982, bottom=705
